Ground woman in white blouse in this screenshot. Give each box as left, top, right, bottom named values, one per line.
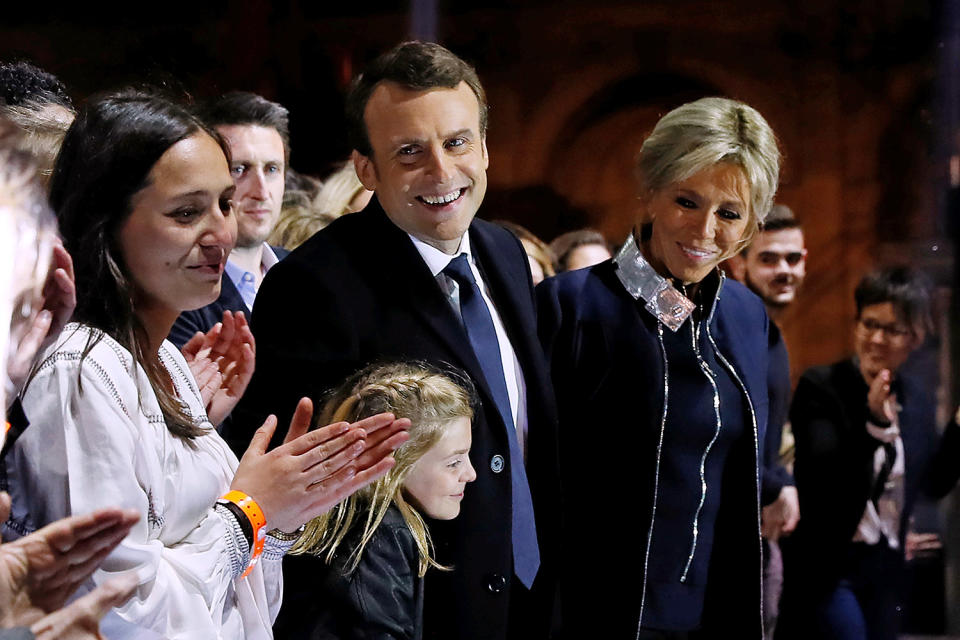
left=2, top=90, right=410, bottom=639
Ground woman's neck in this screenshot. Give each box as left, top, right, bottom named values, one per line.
left=135, top=302, right=179, bottom=356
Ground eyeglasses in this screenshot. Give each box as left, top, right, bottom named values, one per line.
left=856, top=318, right=913, bottom=341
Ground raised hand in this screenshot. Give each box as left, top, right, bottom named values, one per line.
left=7, top=244, right=77, bottom=404
left=29, top=573, right=138, bottom=640
left=0, top=493, right=138, bottom=629
left=231, top=398, right=410, bottom=533
left=867, top=369, right=898, bottom=425
left=181, top=310, right=255, bottom=426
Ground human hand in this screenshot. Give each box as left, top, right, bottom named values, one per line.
left=0, top=495, right=138, bottom=628
left=181, top=310, right=255, bottom=426
left=6, top=245, right=76, bottom=404
left=29, top=572, right=138, bottom=640
left=761, top=486, right=800, bottom=541
left=231, top=398, right=410, bottom=533
left=905, top=531, right=942, bottom=562
left=867, top=369, right=897, bottom=425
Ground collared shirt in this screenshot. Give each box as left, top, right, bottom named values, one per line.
left=408, top=232, right=529, bottom=459
left=224, top=243, right=280, bottom=312
left=853, top=417, right=905, bottom=549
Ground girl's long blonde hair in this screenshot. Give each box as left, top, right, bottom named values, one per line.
left=290, top=361, right=475, bottom=577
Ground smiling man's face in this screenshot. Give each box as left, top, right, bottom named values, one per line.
left=353, top=81, right=488, bottom=255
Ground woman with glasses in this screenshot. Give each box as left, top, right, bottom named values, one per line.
left=779, top=266, right=960, bottom=640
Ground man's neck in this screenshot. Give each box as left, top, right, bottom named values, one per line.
left=230, top=243, right=266, bottom=286
left=766, top=304, right=785, bottom=323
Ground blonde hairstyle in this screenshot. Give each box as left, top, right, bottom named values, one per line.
left=0, top=100, right=75, bottom=189
left=291, top=361, right=475, bottom=577
left=496, top=221, right=556, bottom=279
left=637, top=97, right=780, bottom=250
left=267, top=189, right=337, bottom=250
left=313, top=161, right=368, bottom=217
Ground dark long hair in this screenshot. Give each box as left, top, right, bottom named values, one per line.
left=49, top=89, right=226, bottom=439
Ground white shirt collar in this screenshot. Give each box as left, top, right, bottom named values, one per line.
left=407, top=232, right=472, bottom=277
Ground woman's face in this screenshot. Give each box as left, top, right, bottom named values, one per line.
left=403, top=416, right=477, bottom=521
left=645, top=163, right=751, bottom=284
left=854, top=302, right=922, bottom=383
left=118, top=132, right=237, bottom=321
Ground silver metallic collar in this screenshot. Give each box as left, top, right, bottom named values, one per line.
left=613, top=236, right=695, bottom=332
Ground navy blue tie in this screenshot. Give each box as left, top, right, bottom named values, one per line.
left=443, top=253, right=540, bottom=588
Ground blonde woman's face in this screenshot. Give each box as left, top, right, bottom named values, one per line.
left=403, top=416, right=476, bottom=520
left=645, top=163, right=751, bottom=285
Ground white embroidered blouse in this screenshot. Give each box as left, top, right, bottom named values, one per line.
left=3, top=324, right=289, bottom=639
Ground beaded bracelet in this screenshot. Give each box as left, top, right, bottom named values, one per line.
left=218, top=490, right=266, bottom=578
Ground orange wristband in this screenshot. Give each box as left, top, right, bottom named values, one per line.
left=219, top=490, right=266, bottom=578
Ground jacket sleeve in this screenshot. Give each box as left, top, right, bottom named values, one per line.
left=921, top=412, right=960, bottom=499
left=761, top=323, right=794, bottom=505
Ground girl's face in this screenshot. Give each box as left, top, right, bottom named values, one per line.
left=403, top=416, right=477, bottom=520
left=117, top=132, right=237, bottom=322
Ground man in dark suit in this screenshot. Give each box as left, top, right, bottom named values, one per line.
left=169, top=92, right=290, bottom=348
left=230, top=42, right=560, bottom=640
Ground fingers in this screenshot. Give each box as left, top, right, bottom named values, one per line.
left=284, top=419, right=352, bottom=456
left=299, top=430, right=366, bottom=477
left=213, top=311, right=236, bottom=358
left=31, top=573, right=138, bottom=640
left=282, top=398, right=316, bottom=446
left=180, top=332, right=206, bottom=359
left=349, top=412, right=397, bottom=436
left=354, top=420, right=410, bottom=471
left=243, top=415, right=279, bottom=460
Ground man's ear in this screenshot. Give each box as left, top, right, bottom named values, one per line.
left=481, top=137, right=489, bottom=170
left=352, top=150, right=377, bottom=190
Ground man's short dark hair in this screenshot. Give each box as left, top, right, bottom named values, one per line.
left=854, top=266, right=933, bottom=336
left=0, top=60, right=72, bottom=109
left=761, top=204, right=801, bottom=233
left=345, top=41, right=488, bottom=158
left=742, top=203, right=802, bottom=255
left=198, top=91, right=290, bottom=162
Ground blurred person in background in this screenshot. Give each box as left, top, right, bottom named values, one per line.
left=726, top=203, right=806, bottom=638
left=169, top=91, right=292, bottom=351
left=549, top=228, right=611, bottom=273
left=778, top=266, right=960, bottom=640
left=497, top=221, right=556, bottom=285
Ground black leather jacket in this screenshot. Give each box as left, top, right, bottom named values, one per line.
left=274, top=505, right=423, bottom=640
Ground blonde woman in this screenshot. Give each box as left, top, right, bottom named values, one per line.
left=280, top=362, right=477, bottom=640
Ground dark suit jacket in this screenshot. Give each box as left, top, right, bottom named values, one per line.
left=231, top=199, right=561, bottom=640
left=167, top=246, right=289, bottom=348
left=778, top=359, right=960, bottom=638
left=537, top=263, right=769, bottom=638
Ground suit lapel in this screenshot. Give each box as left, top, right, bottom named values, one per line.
left=362, top=204, right=498, bottom=405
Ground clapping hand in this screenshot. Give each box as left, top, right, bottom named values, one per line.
left=867, top=369, right=898, bottom=425
left=0, top=492, right=139, bottom=635
left=181, top=310, right=255, bottom=426
left=231, top=398, right=411, bottom=533
left=7, top=245, right=77, bottom=405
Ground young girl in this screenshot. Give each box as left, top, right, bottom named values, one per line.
left=283, top=361, right=478, bottom=640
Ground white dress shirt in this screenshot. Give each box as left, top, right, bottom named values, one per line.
left=408, top=232, right=530, bottom=459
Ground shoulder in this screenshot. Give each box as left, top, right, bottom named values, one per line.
left=32, top=324, right=133, bottom=384
left=539, top=261, right=622, bottom=309
left=717, top=277, right=767, bottom=324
